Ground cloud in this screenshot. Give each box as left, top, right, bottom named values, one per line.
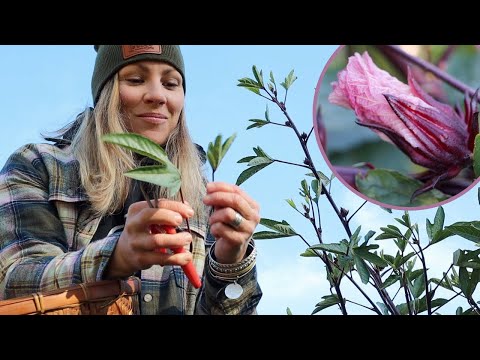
left=256, top=257, right=332, bottom=315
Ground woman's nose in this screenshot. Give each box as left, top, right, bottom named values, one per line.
left=144, top=84, right=167, bottom=104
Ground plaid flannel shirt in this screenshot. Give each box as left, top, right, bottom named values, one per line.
left=0, top=143, right=262, bottom=314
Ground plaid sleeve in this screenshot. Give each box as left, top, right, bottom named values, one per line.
left=195, top=237, right=262, bottom=315
left=196, top=265, right=262, bottom=315
left=0, top=145, right=117, bottom=299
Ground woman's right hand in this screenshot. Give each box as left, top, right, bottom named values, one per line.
left=104, top=199, right=194, bottom=279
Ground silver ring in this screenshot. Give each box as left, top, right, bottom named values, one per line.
left=229, top=211, right=244, bottom=229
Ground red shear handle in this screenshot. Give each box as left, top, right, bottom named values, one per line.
left=151, top=224, right=202, bottom=289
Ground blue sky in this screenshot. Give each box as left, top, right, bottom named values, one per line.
left=1, top=45, right=478, bottom=315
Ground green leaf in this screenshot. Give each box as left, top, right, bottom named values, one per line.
left=393, top=237, right=407, bottom=253
left=354, top=255, right=370, bottom=284
left=376, top=226, right=403, bottom=240
left=285, top=199, right=297, bottom=210
left=246, top=119, right=270, bottom=130
left=444, top=221, right=480, bottom=243
left=305, top=171, right=330, bottom=183
left=252, top=65, right=264, bottom=88
left=402, top=212, right=411, bottom=228
left=237, top=156, right=255, bottom=164
left=252, top=146, right=271, bottom=159
left=382, top=254, right=395, bottom=265
left=431, top=276, right=453, bottom=291
left=337, top=254, right=354, bottom=273
left=220, top=133, right=236, bottom=162
left=207, top=142, right=217, bottom=168
left=259, top=218, right=297, bottom=235
left=237, top=77, right=262, bottom=95
left=381, top=207, right=393, bottom=213
left=353, top=247, right=388, bottom=267
left=350, top=226, right=361, bottom=247
left=247, top=157, right=273, bottom=167
left=269, top=71, right=276, bottom=86
left=380, top=274, right=400, bottom=289
left=311, top=179, right=321, bottom=199
left=102, top=133, right=171, bottom=164
left=458, top=267, right=480, bottom=298
left=426, top=219, right=434, bottom=242
left=124, top=165, right=181, bottom=197
left=286, top=307, right=292, bottom=315
left=428, top=206, right=445, bottom=244
left=300, top=179, right=309, bottom=198
left=312, top=295, right=339, bottom=314
left=406, top=257, right=417, bottom=272
left=253, top=231, right=296, bottom=240
left=376, top=302, right=390, bottom=315
left=473, top=134, right=480, bottom=178
left=300, top=248, right=319, bottom=257
left=356, top=169, right=449, bottom=207
left=236, top=162, right=272, bottom=186
left=407, top=269, right=424, bottom=282
left=280, top=69, right=297, bottom=90
left=207, top=133, right=236, bottom=172
left=412, top=271, right=426, bottom=299
left=392, top=252, right=415, bottom=269
left=452, top=248, right=480, bottom=269
left=310, top=243, right=348, bottom=255
left=364, top=230, right=376, bottom=243
left=264, top=105, right=270, bottom=122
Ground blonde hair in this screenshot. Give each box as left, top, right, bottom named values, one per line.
left=71, top=76, right=206, bottom=218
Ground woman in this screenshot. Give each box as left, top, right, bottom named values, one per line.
left=0, top=45, right=262, bottom=315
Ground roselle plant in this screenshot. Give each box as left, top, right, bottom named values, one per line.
left=237, top=64, right=480, bottom=315
left=319, top=45, right=480, bottom=207
left=328, top=49, right=479, bottom=200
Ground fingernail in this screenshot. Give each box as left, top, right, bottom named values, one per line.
left=183, top=233, right=192, bottom=243
left=186, top=208, right=194, bottom=217
left=174, top=214, right=183, bottom=222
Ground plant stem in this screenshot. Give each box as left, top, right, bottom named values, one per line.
left=401, top=272, right=413, bottom=315
left=271, top=95, right=401, bottom=314
left=273, top=159, right=311, bottom=169
left=344, top=273, right=382, bottom=315
left=179, top=188, right=191, bottom=234
left=468, top=297, right=480, bottom=314
left=296, top=234, right=348, bottom=315
left=432, top=291, right=463, bottom=313
left=431, top=264, right=453, bottom=294
left=412, top=232, right=432, bottom=315
left=345, top=299, right=378, bottom=313
left=347, top=201, right=367, bottom=224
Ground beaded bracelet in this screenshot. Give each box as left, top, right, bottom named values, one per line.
left=207, top=240, right=257, bottom=299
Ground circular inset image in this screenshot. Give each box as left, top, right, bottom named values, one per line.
left=313, top=45, right=480, bottom=210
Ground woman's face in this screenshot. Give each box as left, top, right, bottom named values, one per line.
left=118, top=61, right=184, bottom=145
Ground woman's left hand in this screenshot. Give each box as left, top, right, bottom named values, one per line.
left=203, top=182, right=260, bottom=264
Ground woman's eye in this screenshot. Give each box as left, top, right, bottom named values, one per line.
left=164, top=81, right=179, bottom=88
left=126, top=78, right=144, bottom=84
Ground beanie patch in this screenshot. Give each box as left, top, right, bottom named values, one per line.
left=122, top=45, right=162, bottom=59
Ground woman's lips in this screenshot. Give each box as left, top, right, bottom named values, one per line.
left=138, top=113, right=168, bottom=124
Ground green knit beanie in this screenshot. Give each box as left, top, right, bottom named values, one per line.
left=91, top=45, right=185, bottom=105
